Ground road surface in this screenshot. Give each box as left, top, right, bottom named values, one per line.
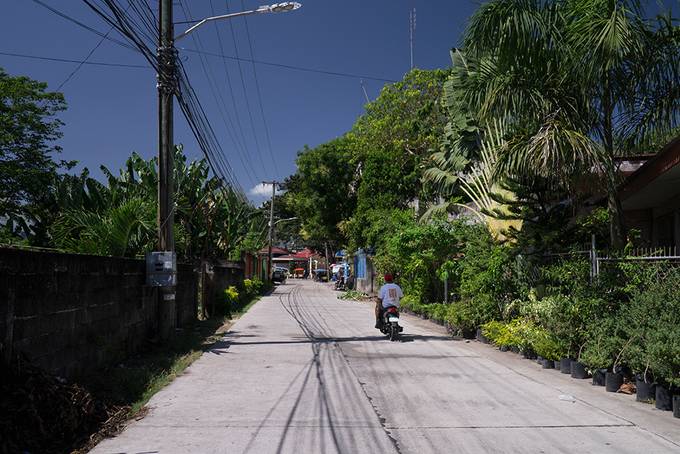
left=92, top=280, right=680, bottom=453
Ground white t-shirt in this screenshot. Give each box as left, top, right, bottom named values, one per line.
left=378, top=283, right=403, bottom=308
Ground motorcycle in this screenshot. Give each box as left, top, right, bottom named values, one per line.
left=334, top=276, right=345, bottom=291
left=379, top=306, right=403, bottom=341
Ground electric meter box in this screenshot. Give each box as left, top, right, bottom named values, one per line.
left=146, top=251, right=177, bottom=287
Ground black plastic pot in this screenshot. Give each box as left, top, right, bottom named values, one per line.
left=560, top=358, right=572, bottom=374
left=570, top=361, right=589, bottom=379
left=536, top=356, right=543, bottom=364
left=655, top=385, right=672, bottom=411
left=500, top=345, right=509, bottom=352
left=605, top=371, right=623, bottom=392
left=635, top=377, right=656, bottom=403
left=554, top=360, right=562, bottom=370
left=673, top=395, right=680, bottom=419
left=592, top=369, right=607, bottom=386
left=511, top=346, right=520, bottom=354
left=541, top=358, right=554, bottom=369
left=522, top=350, right=536, bottom=360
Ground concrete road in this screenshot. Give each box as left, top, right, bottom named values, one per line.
left=92, top=280, right=680, bottom=454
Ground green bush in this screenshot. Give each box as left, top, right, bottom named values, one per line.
left=579, top=317, right=624, bottom=370
left=374, top=216, right=472, bottom=305
left=618, top=269, right=680, bottom=384
left=224, top=286, right=239, bottom=307
left=482, top=319, right=561, bottom=359
left=242, top=278, right=263, bottom=299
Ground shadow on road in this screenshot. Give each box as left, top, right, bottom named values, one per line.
left=216, top=333, right=452, bottom=347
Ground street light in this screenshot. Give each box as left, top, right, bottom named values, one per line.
left=273, top=217, right=298, bottom=226
left=175, top=2, right=302, bottom=41
left=154, top=0, right=299, bottom=337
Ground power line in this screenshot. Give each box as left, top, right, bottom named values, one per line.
left=209, top=0, right=256, bottom=176
left=0, top=51, right=147, bottom=68
left=56, top=0, right=137, bottom=91
left=82, top=0, right=247, bottom=200
left=223, top=0, right=271, bottom=177
left=29, top=0, right=139, bottom=53
left=240, top=0, right=278, bottom=175
left=178, top=0, right=259, bottom=188
left=178, top=47, right=397, bottom=83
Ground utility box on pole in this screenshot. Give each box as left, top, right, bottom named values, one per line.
left=146, top=251, right=177, bottom=287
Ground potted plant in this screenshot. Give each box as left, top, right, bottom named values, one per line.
left=580, top=319, right=621, bottom=387
left=647, top=322, right=679, bottom=412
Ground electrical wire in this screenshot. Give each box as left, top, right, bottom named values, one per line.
left=222, top=0, right=271, bottom=177
left=81, top=0, right=248, bottom=201
left=57, top=27, right=113, bottom=90
left=189, top=48, right=398, bottom=82
left=209, top=0, right=258, bottom=177
left=239, top=0, right=277, bottom=174
left=0, top=51, right=147, bottom=68
left=30, top=0, right=139, bottom=53
left=55, top=1, right=138, bottom=90
left=177, top=0, right=260, bottom=187
left=178, top=48, right=397, bottom=83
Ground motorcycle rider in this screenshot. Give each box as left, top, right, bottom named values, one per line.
left=375, top=273, right=403, bottom=329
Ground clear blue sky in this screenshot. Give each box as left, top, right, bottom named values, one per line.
left=1, top=1, right=675, bottom=202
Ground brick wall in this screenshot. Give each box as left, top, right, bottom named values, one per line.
left=0, top=247, right=198, bottom=378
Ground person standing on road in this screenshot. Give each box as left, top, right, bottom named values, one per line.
left=375, top=273, right=403, bottom=329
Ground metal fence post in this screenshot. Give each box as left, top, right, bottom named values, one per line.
left=590, top=234, right=598, bottom=280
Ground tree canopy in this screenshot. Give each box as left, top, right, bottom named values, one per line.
left=0, top=68, right=69, bottom=243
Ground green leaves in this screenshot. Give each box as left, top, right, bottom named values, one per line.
left=0, top=68, right=67, bottom=242
left=52, top=197, right=155, bottom=257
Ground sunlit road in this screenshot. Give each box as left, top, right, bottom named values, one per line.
left=92, top=280, right=680, bottom=453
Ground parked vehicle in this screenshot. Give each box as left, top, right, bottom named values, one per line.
left=379, top=306, right=403, bottom=341
left=272, top=268, right=287, bottom=283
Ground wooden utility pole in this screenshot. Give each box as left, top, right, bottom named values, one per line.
left=158, top=0, right=176, bottom=337
left=263, top=181, right=278, bottom=281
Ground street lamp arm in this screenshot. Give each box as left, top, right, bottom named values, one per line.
left=273, top=217, right=298, bottom=227
left=175, top=10, right=258, bottom=41
left=174, top=2, right=301, bottom=42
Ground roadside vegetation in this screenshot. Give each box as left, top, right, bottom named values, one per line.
left=0, top=68, right=268, bottom=260
left=282, top=0, right=680, bottom=394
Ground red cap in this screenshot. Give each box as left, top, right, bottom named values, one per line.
left=384, top=273, right=393, bottom=282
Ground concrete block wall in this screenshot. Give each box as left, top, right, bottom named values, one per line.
left=0, top=247, right=198, bottom=378
left=204, top=261, right=245, bottom=313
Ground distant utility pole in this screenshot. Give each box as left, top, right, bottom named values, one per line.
left=263, top=180, right=278, bottom=281
left=157, top=0, right=176, bottom=338
left=409, top=7, right=416, bottom=70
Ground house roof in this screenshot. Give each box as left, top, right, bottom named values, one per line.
left=292, top=248, right=316, bottom=259
left=619, top=136, right=680, bottom=210
left=258, top=246, right=289, bottom=256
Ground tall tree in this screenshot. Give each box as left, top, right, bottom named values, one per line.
left=458, top=0, right=680, bottom=248
left=284, top=137, right=357, bottom=246
left=0, top=68, right=69, bottom=243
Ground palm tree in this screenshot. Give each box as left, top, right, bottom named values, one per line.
left=457, top=0, right=680, bottom=248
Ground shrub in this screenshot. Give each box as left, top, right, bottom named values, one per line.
left=647, top=323, right=680, bottom=388
left=527, top=326, right=562, bottom=361
left=580, top=317, right=624, bottom=370
left=242, top=278, right=263, bottom=299
left=619, top=268, right=680, bottom=383
left=224, top=286, right=239, bottom=308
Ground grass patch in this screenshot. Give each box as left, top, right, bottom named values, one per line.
left=338, top=289, right=370, bottom=301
